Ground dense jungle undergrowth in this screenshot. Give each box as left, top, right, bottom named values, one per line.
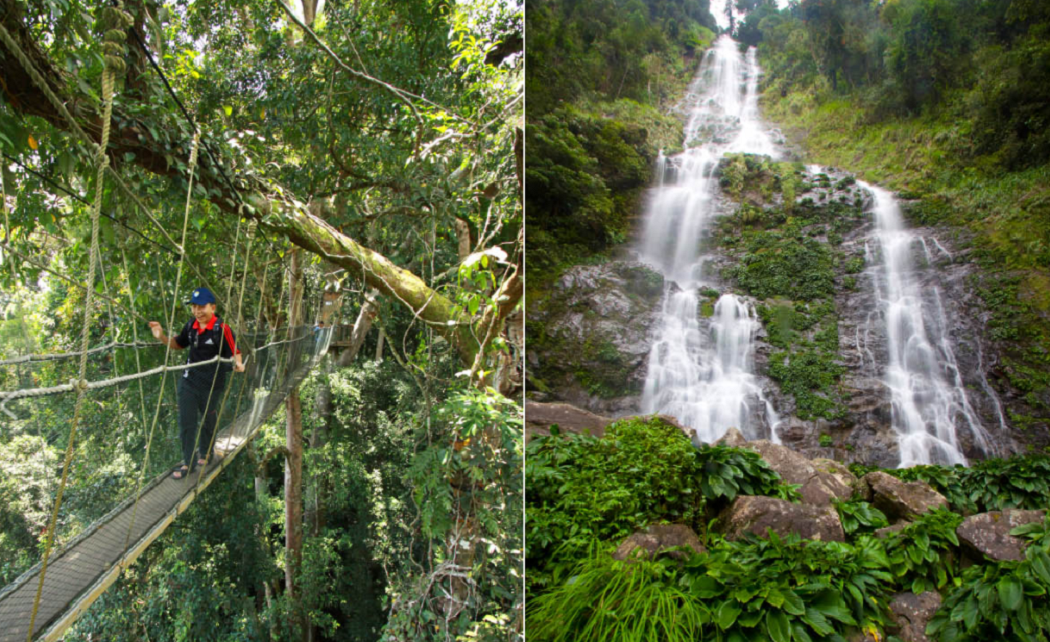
left=526, top=417, right=1050, bottom=642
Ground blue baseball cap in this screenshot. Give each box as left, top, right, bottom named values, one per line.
left=186, top=287, right=216, bottom=305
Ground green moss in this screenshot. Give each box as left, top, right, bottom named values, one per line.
left=722, top=227, right=836, bottom=301
left=699, top=300, right=714, bottom=318
left=769, top=349, right=846, bottom=421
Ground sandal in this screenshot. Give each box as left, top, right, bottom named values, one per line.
left=172, top=465, right=189, bottom=480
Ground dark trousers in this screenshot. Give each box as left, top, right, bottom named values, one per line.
left=178, top=375, right=225, bottom=469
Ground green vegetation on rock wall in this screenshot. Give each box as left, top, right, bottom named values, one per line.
left=715, top=154, right=867, bottom=421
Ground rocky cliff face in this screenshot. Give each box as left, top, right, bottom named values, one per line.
left=527, top=153, right=1043, bottom=465
left=527, top=260, right=664, bottom=415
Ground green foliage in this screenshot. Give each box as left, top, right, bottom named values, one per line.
left=927, top=515, right=1050, bottom=641
left=883, top=509, right=964, bottom=595
left=725, top=226, right=837, bottom=301
left=525, top=106, right=655, bottom=283
left=386, top=386, right=523, bottom=641
left=530, top=532, right=895, bottom=642
left=525, top=417, right=709, bottom=588
left=694, top=443, right=795, bottom=504
left=525, top=417, right=791, bottom=592
left=891, top=453, right=1050, bottom=514
left=834, top=499, right=889, bottom=536
left=768, top=348, right=846, bottom=421
left=528, top=555, right=705, bottom=642
left=819, top=433, right=834, bottom=447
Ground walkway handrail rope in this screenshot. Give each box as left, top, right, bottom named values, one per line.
left=121, top=129, right=201, bottom=551
left=0, top=341, right=163, bottom=367
left=24, top=7, right=127, bottom=636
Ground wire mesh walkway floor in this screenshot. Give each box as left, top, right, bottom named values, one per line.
left=0, top=347, right=323, bottom=642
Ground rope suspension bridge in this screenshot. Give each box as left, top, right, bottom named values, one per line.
left=0, top=4, right=346, bottom=639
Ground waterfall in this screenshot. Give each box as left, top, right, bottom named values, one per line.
left=640, top=35, right=780, bottom=444
left=862, top=183, right=991, bottom=466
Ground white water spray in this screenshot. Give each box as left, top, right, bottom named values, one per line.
left=863, top=183, right=991, bottom=466
left=640, top=36, right=780, bottom=444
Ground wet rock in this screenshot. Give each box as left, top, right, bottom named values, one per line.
left=719, top=496, right=845, bottom=542
left=715, top=427, right=748, bottom=447
left=524, top=401, right=612, bottom=440
left=612, top=524, right=706, bottom=562
left=888, top=591, right=942, bottom=642
left=863, top=472, right=947, bottom=521
left=526, top=260, right=665, bottom=415
left=744, top=441, right=853, bottom=506
left=812, top=457, right=865, bottom=499
left=957, top=509, right=1047, bottom=561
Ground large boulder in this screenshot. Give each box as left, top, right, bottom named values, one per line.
left=862, top=472, right=947, bottom=521
left=957, top=509, right=1047, bottom=562
left=744, top=441, right=853, bottom=506
left=888, top=591, right=942, bottom=642
left=714, top=427, right=748, bottom=447
left=612, top=524, right=706, bottom=562
left=719, top=496, right=845, bottom=542
left=811, top=457, right=866, bottom=499
left=525, top=401, right=612, bottom=440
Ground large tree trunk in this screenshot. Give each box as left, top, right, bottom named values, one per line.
left=284, top=249, right=305, bottom=640
left=0, top=4, right=520, bottom=367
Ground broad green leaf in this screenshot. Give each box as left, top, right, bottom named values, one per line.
left=716, top=600, right=742, bottom=630
left=766, top=609, right=791, bottom=642
left=998, top=576, right=1023, bottom=611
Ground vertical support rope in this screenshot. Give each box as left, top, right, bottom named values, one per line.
left=121, top=246, right=149, bottom=432
left=24, top=25, right=120, bottom=638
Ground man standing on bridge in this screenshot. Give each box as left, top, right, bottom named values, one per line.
left=148, top=287, right=245, bottom=480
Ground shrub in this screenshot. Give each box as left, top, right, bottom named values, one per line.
left=526, top=418, right=793, bottom=592
left=883, top=509, right=963, bottom=595
left=834, top=499, right=889, bottom=536
left=927, top=515, right=1050, bottom=641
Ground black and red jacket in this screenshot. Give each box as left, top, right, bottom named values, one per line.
left=174, top=315, right=239, bottom=383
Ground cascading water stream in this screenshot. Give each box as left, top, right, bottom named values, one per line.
left=862, top=182, right=991, bottom=466
left=640, top=36, right=780, bottom=444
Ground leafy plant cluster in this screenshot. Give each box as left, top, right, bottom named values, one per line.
left=529, top=531, right=894, bottom=642
left=525, top=416, right=791, bottom=592
left=884, top=453, right=1050, bottom=514
left=883, top=510, right=965, bottom=595
left=928, top=516, right=1050, bottom=641
left=834, top=499, right=888, bottom=536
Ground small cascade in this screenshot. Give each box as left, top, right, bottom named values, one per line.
left=639, top=35, right=780, bottom=444
left=862, top=182, right=991, bottom=466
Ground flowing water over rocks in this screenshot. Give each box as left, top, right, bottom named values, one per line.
left=639, top=35, right=781, bottom=445
left=861, top=183, right=992, bottom=465
left=527, top=36, right=1019, bottom=466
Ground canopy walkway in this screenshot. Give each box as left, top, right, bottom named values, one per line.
left=0, top=6, right=345, bottom=639
left=0, top=326, right=333, bottom=641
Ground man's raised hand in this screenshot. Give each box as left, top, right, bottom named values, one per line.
left=148, top=321, right=163, bottom=341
